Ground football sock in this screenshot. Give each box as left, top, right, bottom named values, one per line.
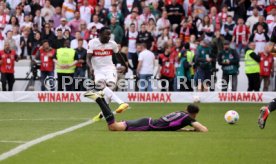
left=103, top=87, right=124, bottom=104
left=268, top=98, right=276, bottom=112
left=95, top=98, right=115, bottom=125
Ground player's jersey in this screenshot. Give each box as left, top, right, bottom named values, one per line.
left=150, top=111, right=196, bottom=131
left=87, top=38, right=118, bottom=70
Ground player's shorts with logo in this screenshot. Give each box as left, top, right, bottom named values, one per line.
left=87, top=38, right=119, bottom=84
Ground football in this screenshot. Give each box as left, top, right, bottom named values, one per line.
left=224, top=110, right=239, bottom=124
left=193, top=95, right=201, bottom=103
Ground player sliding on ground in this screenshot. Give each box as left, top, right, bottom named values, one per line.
left=84, top=91, right=208, bottom=132
left=258, top=98, right=276, bottom=129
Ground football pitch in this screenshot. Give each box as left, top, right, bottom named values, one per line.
left=0, top=102, right=276, bottom=164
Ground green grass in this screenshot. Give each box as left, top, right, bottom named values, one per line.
left=0, top=103, right=276, bottom=164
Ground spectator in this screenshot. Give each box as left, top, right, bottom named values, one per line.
left=62, top=0, right=76, bottom=21
left=52, top=7, right=62, bottom=29
left=94, top=4, right=109, bottom=25
left=87, top=15, right=104, bottom=30
left=252, top=16, right=268, bottom=34
left=53, top=29, right=65, bottom=49
left=63, top=29, right=74, bottom=41
left=211, top=31, right=225, bottom=58
left=265, top=0, right=276, bottom=15
left=15, top=7, right=24, bottom=25
left=218, top=41, right=240, bottom=91
left=80, top=22, right=90, bottom=41
left=121, top=0, right=142, bottom=17
left=259, top=44, right=274, bottom=91
left=41, top=23, right=56, bottom=47
left=110, top=17, right=124, bottom=44
left=151, top=1, right=161, bottom=20
left=136, top=43, right=155, bottom=92
left=137, top=23, right=154, bottom=50
left=221, top=15, right=236, bottom=42
left=158, top=44, right=176, bottom=91
left=33, top=9, right=46, bottom=32
left=55, top=18, right=71, bottom=35
left=113, top=44, right=128, bottom=91
left=30, top=31, right=42, bottom=56
left=140, top=6, right=155, bottom=24
left=218, top=5, right=228, bottom=25
left=87, top=26, right=98, bottom=40
left=0, top=6, right=10, bottom=30
left=30, top=0, right=42, bottom=17
left=74, top=38, right=87, bottom=91
left=246, top=7, right=260, bottom=32
left=70, top=31, right=88, bottom=49
left=12, top=26, right=21, bottom=56
left=146, top=18, right=158, bottom=38
left=267, top=8, right=276, bottom=26
left=124, top=9, right=142, bottom=31
left=166, top=0, right=184, bottom=25
left=5, top=31, right=17, bottom=52
left=107, top=3, right=124, bottom=25
left=35, top=40, right=55, bottom=91
left=234, top=0, right=246, bottom=21
left=6, top=0, right=21, bottom=14
left=20, top=28, right=31, bottom=59
left=53, top=39, right=78, bottom=91
left=125, top=23, right=138, bottom=76
left=232, top=18, right=250, bottom=56
left=179, top=16, right=196, bottom=43
left=17, top=0, right=31, bottom=15
left=20, top=14, right=33, bottom=32
left=3, top=16, right=20, bottom=37
left=209, top=6, right=220, bottom=31
left=49, top=0, right=63, bottom=8
left=41, top=0, right=55, bottom=23
left=246, top=0, right=263, bottom=18
left=0, top=41, right=18, bottom=91
left=249, top=24, right=269, bottom=53
left=195, top=39, right=215, bottom=91
left=198, top=15, right=214, bottom=42
left=68, top=11, right=85, bottom=37
left=80, top=0, right=94, bottom=25
left=244, top=42, right=261, bottom=91
left=193, top=0, right=207, bottom=19
left=189, top=34, right=198, bottom=53
left=269, top=16, right=276, bottom=37
left=156, top=11, right=171, bottom=35
left=157, top=28, right=171, bottom=53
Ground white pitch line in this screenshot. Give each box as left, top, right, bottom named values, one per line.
left=0, top=118, right=88, bottom=121
left=0, top=120, right=93, bottom=161
left=0, top=141, right=27, bottom=144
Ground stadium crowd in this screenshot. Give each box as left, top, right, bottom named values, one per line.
left=0, top=0, right=275, bottom=92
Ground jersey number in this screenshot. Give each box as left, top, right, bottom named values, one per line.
left=162, top=112, right=182, bottom=122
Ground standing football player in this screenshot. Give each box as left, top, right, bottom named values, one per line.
left=258, top=98, right=276, bottom=129
left=86, top=27, right=129, bottom=121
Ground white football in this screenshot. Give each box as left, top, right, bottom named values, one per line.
left=193, top=96, right=200, bottom=103
left=224, top=110, right=239, bottom=124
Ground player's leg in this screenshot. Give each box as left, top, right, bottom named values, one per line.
left=258, top=98, right=276, bottom=129
left=84, top=91, right=126, bottom=131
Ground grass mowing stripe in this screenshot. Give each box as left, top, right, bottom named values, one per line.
left=0, top=120, right=93, bottom=161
